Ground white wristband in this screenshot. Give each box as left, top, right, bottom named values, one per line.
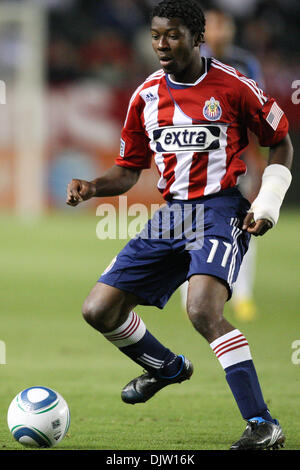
left=250, top=164, right=292, bottom=226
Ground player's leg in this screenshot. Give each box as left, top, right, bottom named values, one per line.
left=186, top=274, right=231, bottom=342
left=82, top=281, right=139, bottom=332
left=186, top=274, right=284, bottom=449
left=82, top=277, right=192, bottom=404
left=84, top=202, right=198, bottom=403
left=82, top=281, right=184, bottom=377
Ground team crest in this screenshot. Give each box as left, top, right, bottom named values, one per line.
left=203, top=97, right=222, bottom=121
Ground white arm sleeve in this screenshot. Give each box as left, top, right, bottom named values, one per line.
left=250, top=164, right=292, bottom=226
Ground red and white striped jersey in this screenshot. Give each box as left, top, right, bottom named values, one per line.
left=115, top=57, right=289, bottom=201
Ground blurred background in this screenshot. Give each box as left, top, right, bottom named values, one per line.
left=0, top=0, right=299, bottom=215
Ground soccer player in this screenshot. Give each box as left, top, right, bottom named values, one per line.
left=66, top=0, right=293, bottom=450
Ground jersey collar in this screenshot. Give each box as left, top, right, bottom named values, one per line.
left=165, top=57, right=210, bottom=90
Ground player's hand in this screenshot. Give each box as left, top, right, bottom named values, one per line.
left=66, top=179, right=96, bottom=206
left=242, top=212, right=273, bottom=236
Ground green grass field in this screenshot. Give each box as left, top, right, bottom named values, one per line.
left=0, top=208, right=299, bottom=451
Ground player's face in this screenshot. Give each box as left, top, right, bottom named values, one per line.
left=151, top=16, right=201, bottom=81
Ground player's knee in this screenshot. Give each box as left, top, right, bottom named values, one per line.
left=82, top=295, right=125, bottom=332
left=82, top=298, right=109, bottom=330
left=187, top=300, right=222, bottom=339
left=82, top=298, right=98, bottom=325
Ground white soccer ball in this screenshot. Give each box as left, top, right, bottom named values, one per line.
left=7, top=386, right=70, bottom=448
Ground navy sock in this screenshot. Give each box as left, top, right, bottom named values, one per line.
left=103, top=311, right=182, bottom=376
left=210, top=329, right=275, bottom=423
left=225, top=361, right=275, bottom=422
left=121, top=331, right=182, bottom=376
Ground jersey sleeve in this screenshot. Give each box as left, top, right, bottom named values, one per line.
left=241, top=80, right=289, bottom=147
left=115, top=91, right=152, bottom=170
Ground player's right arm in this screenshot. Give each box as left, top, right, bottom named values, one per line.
left=67, top=83, right=152, bottom=207
left=66, top=165, right=141, bottom=207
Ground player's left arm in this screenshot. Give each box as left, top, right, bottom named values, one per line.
left=242, top=133, right=293, bottom=236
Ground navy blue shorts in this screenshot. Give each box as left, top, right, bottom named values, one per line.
left=98, top=188, right=251, bottom=308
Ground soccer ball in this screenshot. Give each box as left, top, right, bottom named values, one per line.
left=7, top=386, right=70, bottom=448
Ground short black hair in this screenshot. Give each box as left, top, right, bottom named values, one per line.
left=151, top=0, right=206, bottom=43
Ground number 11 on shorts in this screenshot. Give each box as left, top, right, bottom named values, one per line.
left=207, top=239, right=232, bottom=268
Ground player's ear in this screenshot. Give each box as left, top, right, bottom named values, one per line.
left=193, top=32, right=202, bottom=48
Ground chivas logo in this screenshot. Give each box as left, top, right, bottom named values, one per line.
left=203, top=97, right=222, bottom=121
